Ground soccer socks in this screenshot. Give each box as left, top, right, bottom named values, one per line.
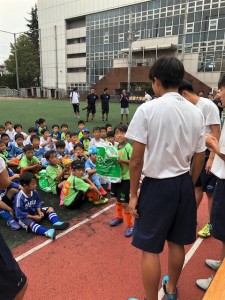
left=124, top=211, right=133, bottom=226
left=48, top=211, right=59, bottom=224
left=31, top=223, right=47, bottom=235
left=0, top=209, right=13, bottom=221
left=116, top=203, right=123, bottom=218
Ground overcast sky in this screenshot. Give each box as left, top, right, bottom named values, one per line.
left=0, top=0, right=37, bottom=64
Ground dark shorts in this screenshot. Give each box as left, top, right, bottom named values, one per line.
left=102, top=103, right=109, bottom=114
left=72, top=103, right=79, bottom=113
left=66, top=191, right=85, bottom=209
left=87, top=105, right=96, bottom=114
left=132, top=172, right=197, bottom=253
left=0, top=233, right=27, bottom=299
left=210, top=179, right=225, bottom=242
left=18, top=207, right=49, bottom=231
left=111, top=180, right=130, bottom=203
left=195, top=156, right=218, bottom=193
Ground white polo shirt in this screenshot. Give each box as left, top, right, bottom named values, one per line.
left=126, top=92, right=206, bottom=179
left=70, top=91, right=80, bottom=104
left=196, top=97, right=221, bottom=134
left=211, top=124, right=225, bottom=179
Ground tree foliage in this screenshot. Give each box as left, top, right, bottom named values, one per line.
left=3, top=4, right=40, bottom=88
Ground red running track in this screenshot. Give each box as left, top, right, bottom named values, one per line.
left=12, top=195, right=221, bottom=300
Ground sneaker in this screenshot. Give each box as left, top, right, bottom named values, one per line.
left=102, top=119, right=104, bottom=121
left=196, top=275, right=213, bottom=291
left=53, top=221, right=69, bottom=230
left=93, top=197, right=108, bottom=205
left=205, top=259, right=221, bottom=271
left=124, top=225, right=134, bottom=237
left=7, top=219, right=21, bottom=231
left=109, top=217, right=123, bottom=226
left=198, top=223, right=211, bottom=238
left=162, top=275, right=178, bottom=300
left=44, top=228, right=56, bottom=240
left=99, top=187, right=107, bottom=196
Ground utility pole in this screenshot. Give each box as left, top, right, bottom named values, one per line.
left=14, top=33, right=20, bottom=91
left=127, top=6, right=132, bottom=94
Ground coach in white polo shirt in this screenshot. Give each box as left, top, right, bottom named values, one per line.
left=126, top=57, right=205, bottom=300
left=70, top=87, right=80, bottom=118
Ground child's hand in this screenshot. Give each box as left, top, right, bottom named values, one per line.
left=33, top=215, right=42, bottom=221
left=39, top=212, right=44, bottom=218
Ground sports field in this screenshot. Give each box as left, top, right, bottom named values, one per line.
left=0, top=98, right=140, bottom=249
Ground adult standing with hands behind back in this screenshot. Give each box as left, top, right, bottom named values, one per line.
left=0, top=157, right=28, bottom=299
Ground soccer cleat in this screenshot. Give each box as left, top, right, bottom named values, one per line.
left=198, top=223, right=211, bottom=238
left=53, top=221, right=69, bottom=230
left=205, top=259, right=221, bottom=271
left=109, top=217, right=123, bottom=226
left=44, top=228, right=56, bottom=240
left=196, top=276, right=213, bottom=291
left=7, top=219, right=21, bottom=231
left=99, top=187, right=107, bottom=196
left=93, top=197, right=108, bottom=205
left=124, top=225, right=134, bottom=237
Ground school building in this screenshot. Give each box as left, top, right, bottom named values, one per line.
left=37, top=0, right=225, bottom=98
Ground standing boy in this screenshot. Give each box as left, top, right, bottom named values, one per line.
left=100, top=87, right=110, bottom=121
left=86, top=88, right=99, bottom=122
left=126, top=57, right=205, bottom=300
left=120, top=89, right=129, bottom=125
left=70, top=87, right=80, bottom=118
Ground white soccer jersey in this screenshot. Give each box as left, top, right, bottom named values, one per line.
left=126, top=92, right=206, bottom=179
left=211, top=124, right=225, bottom=179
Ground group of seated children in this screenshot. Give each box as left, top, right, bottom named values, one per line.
left=0, top=119, right=134, bottom=238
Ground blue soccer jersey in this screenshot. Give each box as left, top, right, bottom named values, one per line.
left=34, top=147, right=45, bottom=159
left=14, top=190, right=42, bottom=219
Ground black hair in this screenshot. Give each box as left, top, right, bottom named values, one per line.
left=45, top=150, right=56, bottom=160
left=5, top=121, right=12, bottom=126
left=73, top=143, right=84, bottom=151
left=41, top=128, right=49, bottom=135
left=14, top=133, right=24, bottom=141
left=52, top=124, right=59, bottom=129
left=105, top=123, right=112, bottom=129
left=149, top=56, right=184, bottom=89
left=14, top=123, right=22, bottom=130
left=78, top=120, right=85, bottom=126
left=23, top=144, right=34, bottom=153
left=100, top=126, right=106, bottom=131
left=30, top=135, right=40, bottom=143
left=61, top=123, right=68, bottom=129
left=38, top=118, right=46, bottom=125
left=218, top=74, right=225, bottom=89
left=107, top=131, right=114, bottom=138
left=0, top=133, right=9, bottom=139
left=104, top=87, right=108, bottom=91
left=70, top=132, right=78, bottom=138
left=71, top=160, right=85, bottom=170
left=0, top=125, right=5, bottom=130
left=20, top=172, right=36, bottom=186
left=56, top=140, right=65, bottom=149
left=28, top=127, right=36, bottom=133
left=65, top=131, right=71, bottom=136
left=93, top=126, right=101, bottom=132
left=178, top=80, right=195, bottom=94
left=114, top=124, right=128, bottom=133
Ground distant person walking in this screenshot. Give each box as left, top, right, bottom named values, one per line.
left=70, top=88, right=80, bottom=118
left=120, top=89, right=129, bottom=125
left=100, top=87, right=111, bottom=122
left=144, top=90, right=152, bottom=102
left=86, top=88, right=99, bottom=122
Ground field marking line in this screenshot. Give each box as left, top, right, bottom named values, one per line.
left=15, top=203, right=115, bottom=262
left=158, top=237, right=204, bottom=299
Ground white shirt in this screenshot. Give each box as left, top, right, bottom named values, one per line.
left=40, top=137, right=55, bottom=151
left=89, top=138, right=105, bottom=148
left=196, top=97, right=221, bottom=134
left=0, top=157, right=6, bottom=173
left=211, top=124, right=225, bottom=179
left=70, top=91, right=80, bottom=104
left=126, top=92, right=206, bottom=179
left=144, top=93, right=152, bottom=102
left=6, top=129, right=15, bottom=142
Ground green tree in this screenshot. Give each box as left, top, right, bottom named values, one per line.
left=5, top=34, right=40, bottom=88
left=25, top=4, right=39, bottom=52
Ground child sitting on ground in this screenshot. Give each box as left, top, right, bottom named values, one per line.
left=79, top=128, right=91, bottom=155
left=31, top=135, right=45, bottom=160
left=5, top=121, right=15, bottom=142
left=60, top=123, right=68, bottom=141
left=45, top=150, right=68, bottom=195
left=109, top=124, right=134, bottom=237
left=85, top=147, right=107, bottom=196
left=1, top=133, right=15, bottom=159
left=55, top=140, right=67, bottom=158
left=13, top=124, right=28, bottom=141
left=13, top=133, right=25, bottom=158
left=100, top=126, right=107, bottom=141
left=0, top=125, right=6, bottom=137
left=24, top=127, right=37, bottom=145
left=89, top=127, right=105, bottom=148
left=14, top=172, right=69, bottom=240
left=40, top=129, right=55, bottom=151
left=0, top=140, right=19, bottom=169
left=18, top=145, right=41, bottom=175
left=71, top=144, right=88, bottom=163
left=68, top=132, right=81, bottom=155
left=62, top=160, right=108, bottom=208
left=76, top=120, right=85, bottom=140
left=51, top=124, right=61, bottom=141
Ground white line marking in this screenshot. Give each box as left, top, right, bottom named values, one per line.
left=15, top=203, right=115, bottom=262
left=158, top=237, right=204, bottom=299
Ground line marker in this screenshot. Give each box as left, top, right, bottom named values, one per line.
left=16, top=203, right=115, bottom=262
left=158, top=237, right=204, bottom=299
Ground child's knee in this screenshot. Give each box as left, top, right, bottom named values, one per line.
left=47, top=207, right=54, bottom=213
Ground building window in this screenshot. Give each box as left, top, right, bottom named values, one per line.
left=209, top=19, right=218, bottom=31
left=186, top=23, right=194, bottom=33
left=104, top=35, right=109, bottom=44
left=119, top=33, right=124, bottom=42
left=165, top=26, right=172, bottom=36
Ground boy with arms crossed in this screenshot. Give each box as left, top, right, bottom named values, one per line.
left=126, top=57, right=205, bottom=300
